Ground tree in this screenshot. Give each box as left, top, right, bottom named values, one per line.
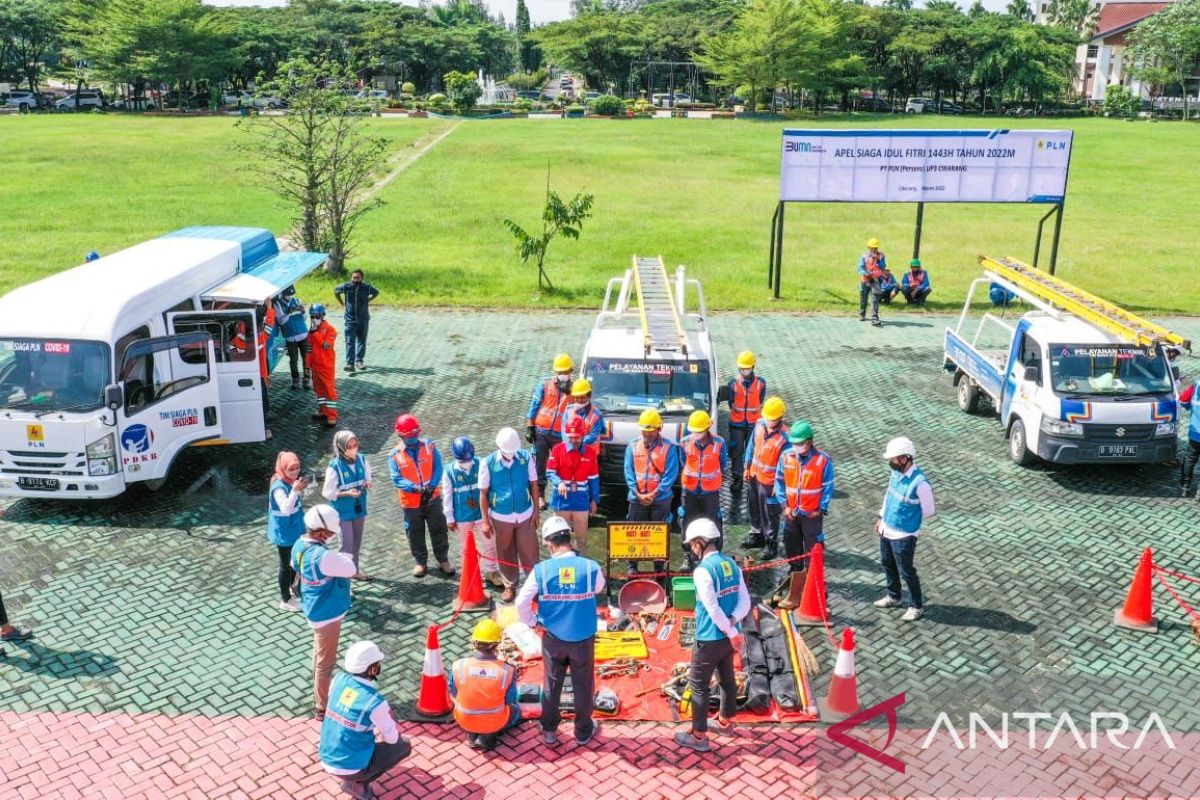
left=443, top=68, right=481, bottom=113
left=1044, top=0, right=1100, bottom=38
left=515, top=0, right=540, bottom=70
left=532, top=9, right=645, bottom=91
left=503, top=178, right=595, bottom=291
left=5, top=0, right=61, bottom=93
left=1005, top=0, right=1033, bottom=22
left=882, top=0, right=913, bottom=10
left=1127, top=0, right=1200, bottom=119
left=242, top=57, right=388, bottom=273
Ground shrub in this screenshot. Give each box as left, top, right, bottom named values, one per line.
left=505, top=68, right=549, bottom=91
left=427, top=93, right=448, bottom=107
left=590, top=94, right=625, bottom=116
left=513, top=98, right=532, bottom=112
left=401, top=82, right=416, bottom=96
left=443, top=71, right=482, bottom=115
left=633, top=99, right=654, bottom=115
left=1103, top=85, right=1140, bottom=118
left=566, top=104, right=585, bottom=114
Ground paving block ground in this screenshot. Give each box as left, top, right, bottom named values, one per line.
left=2, top=308, right=1199, bottom=798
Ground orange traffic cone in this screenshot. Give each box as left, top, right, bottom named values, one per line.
left=412, top=625, right=454, bottom=719
left=792, top=543, right=829, bottom=627
left=1113, top=548, right=1158, bottom=633
left=818, top=628, right=859, bottom=722
left=453, top=531, right=491, bottom=613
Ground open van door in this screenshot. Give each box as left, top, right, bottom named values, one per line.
left=116, top=332, right=222, bottom=484
left=168, top=310, right=265, bottom=443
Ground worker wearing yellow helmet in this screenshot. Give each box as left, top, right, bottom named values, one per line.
left=448, top=619, right=520, bottom=751
left=561, top=377, right=605, bottom=446
left=743, top=396, right=788, bottom=558
left=722, top=350, right=766, bottom=494
left=527, top=353, right=575, bottom=504
left=857, top=237, right=887, bottom=327
left=678, top=410, right=729, bottom=570
left=624, top=408, right=680, bottom=574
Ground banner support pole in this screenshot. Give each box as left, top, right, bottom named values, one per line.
left=913, top=202, right=925, bottom=260
left=1049, top=202, right=1064, bottom=276
left=773, top=202, right=785, bottom=300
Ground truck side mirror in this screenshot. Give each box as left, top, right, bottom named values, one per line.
left=104, top=384, right=123, bottom=411
left=716, top=385, right=730, bottom=404
left=1022, top=365, right=1040, bottom=383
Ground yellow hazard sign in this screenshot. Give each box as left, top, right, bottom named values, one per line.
left=26, top=424, right=43, bottom=442
left=607, top=521, right=669, bottom=560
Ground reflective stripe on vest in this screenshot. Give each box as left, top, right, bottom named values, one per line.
left=563, top=403, right=601, bottom=433
left=448, top=461, right=481, bottom=522
left=452, top=658, right=514, bottom=734
left=881, top=466, right=927, bottom=535
left=632, top=439, right=670, bottom=495
left=751, top=423, right=787, bottom=485
left=682, top=435, right=724, bottom=493
left=318, top=673, right=385, bottom=772
left=331, top=456, right=367, bottom=521
left=730, top=378, right=765, bottom=426
left=534, top=379, right=568, bottom=431
left=393, top=441, right=438, bottom=510
left=782, top=449, right=829, bottom=513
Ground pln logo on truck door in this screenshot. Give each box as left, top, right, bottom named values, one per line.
left=26, top=424, right=44, bottom=448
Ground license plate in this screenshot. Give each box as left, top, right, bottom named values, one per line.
left=1098, top=445, right=1138, bottom=457
left=17, top=476, right=60, bottom=491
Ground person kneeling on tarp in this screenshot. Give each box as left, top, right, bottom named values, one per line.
left=675, top=519, right=751, bottom=753
left=448, top=619, right=521, bottom=751
left=318, top=641, right=411, bottom=800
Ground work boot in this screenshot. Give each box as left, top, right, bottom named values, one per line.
left=291, top=379, right=300, bottom=390
left=742, top=533, right=765, bottom=549
left=776, top=572, right=806, bottom=610
left=339, top=779, right=372, bottom=800
left=344, top=363, right=355, bottom=373
left=1181, top=482, right=1193, bottom=498
left=871, top=317, right=882, bottom=327
left=761, top=539, right=779, bottom=560
left=312, top=412, right=325, bottom=420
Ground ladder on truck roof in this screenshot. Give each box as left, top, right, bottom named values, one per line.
left=633, top=255, right=688, bottom=357
left=980, top=255, right=1191, bottom=352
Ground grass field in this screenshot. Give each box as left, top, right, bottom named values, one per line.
left=1, top=113, right=1197, bottom=314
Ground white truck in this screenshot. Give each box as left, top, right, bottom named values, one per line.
left=0, top=227, right=327, bottom=498
left=945, top=255, right=1187, bottom=466
left=579, top=256, right=718, bottom=484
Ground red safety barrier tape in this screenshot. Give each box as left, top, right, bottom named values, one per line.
left=1152, top=563, right=1200, bottom=587
left=1153, top=569, right=1200, bottom=623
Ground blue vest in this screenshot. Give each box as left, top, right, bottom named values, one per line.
left=881, top=466, right=928, bottom=535
left=318, top=672, right=385, bottom=772
left=330, top=456, right=368, bottom=521
left=279, top=297, right=309, bottom=341
left=695, top=553, right=742, bottom=643
left=1187, top=394, right=1200, bottom=443
left=485, top=451, right=532, bottom=516
left=447, top=460, right=482, bottom=523
left=534, top=555, right=601, bottom=643
left=292, top=539, right=351, bottom=623
left=266, top=478, right=305, bottom=547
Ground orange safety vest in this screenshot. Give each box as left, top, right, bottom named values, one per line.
left=782, top=449, right=829, bottom=514
left=730, top=377, right=765, bottom=426
left=908, top=269, right=926, bottom=289
left=862, top=254, right=884, bottom=283
left=392, top=441, right=440, bottom=509
left=533, top=379, right=569, bottom=432
left=452, top=657, right=515, bottom=734
left=750, top=422, right=787, bottom=486
left=632, top=438, right=670, bottom=496
left=681, top=434, right=724, bottom=493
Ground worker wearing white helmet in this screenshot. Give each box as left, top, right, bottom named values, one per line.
left=874, top=437, right=936, bottom=622
left=479, top=427, right=542, bottom=602
left=675, top=519, right=750, bottom=753
left=293, top=504, right=357, bottom=721
left=318, top=641, right=411, bottom=800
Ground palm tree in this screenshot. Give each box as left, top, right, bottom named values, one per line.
left=883, top=0, right=914, bottom=9
left=1005, top=0, right=1034, bottom=22
left=1045, top=0, right=1101, bottom=37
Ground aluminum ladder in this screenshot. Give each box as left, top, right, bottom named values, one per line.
left=632, top=255, right=688, bottom=357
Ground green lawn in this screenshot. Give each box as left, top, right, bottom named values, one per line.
left=1, top=113, right=1196, bottom=315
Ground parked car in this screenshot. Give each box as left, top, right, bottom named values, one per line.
left=355, top=89, right=389, bottom=102
left=856, top=97, right=895, bottom=113
left=162, top=91, right=207, bottom=109
left=223, top=90, right=283, bottom=109
left=112, top=96, right=158, bottom=111
left=56, top=90, right=105, bottom=111
left=934, top=100, right=965, bottom=115
left=584, top=91, right=601, bottom=102
left=905, top=96, right=963, bottom=114
left=4, top=91, right=40, bottom=111
left=651, top=92, right=692, bottom=108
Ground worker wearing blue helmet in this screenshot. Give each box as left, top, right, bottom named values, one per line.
left=442, top=435, right=501, bottom=586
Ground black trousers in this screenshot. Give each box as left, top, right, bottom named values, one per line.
left=902, top=286, right=931, bottom=305
left=275, top=545, right=296, bottom=602
left=859, top=282, right=881, bottom=319
left=1181, top=440, right=1200, bottom=488
left=534, top=430, right=560, bottom=490
left=0, top=590, right=8, bottom=626
left=690, top=638, right=737, bottom=734
left=404, top=499, right=449, bottom=566
left=341, top=737, right=412, bottom=785
left=682, top=491, right=722, bottom=533
left=781, top=513, right=823, bottom=572
left=727, top=426, right=752, bottom=487
left=285, top=339, right=310, bottom=383
left=754, top=481, right=781, bottom=546
left=541, top=632, right=596, bottom=738
left=627, top=499, right=672, bottom=570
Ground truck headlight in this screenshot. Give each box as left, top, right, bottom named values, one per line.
left=86, top=433, right=117, bottom=477
left=1041, top=418, right=1083, bottom=437
left=1155, top=422, right=1176, bottom=437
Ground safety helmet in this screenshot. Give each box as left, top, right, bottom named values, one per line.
left=565, top=417, right=587, bottom=437
left=909, top=258, right=922, bottom=268
left=496, top=427, right=522, bottom=455
left=451, top=436, right=475, bottom=461
left=687, top=410, right=712, bottom=433
left=309, top=303, right=326, bottom=318
left=344, top=640, right=385, bottom=673
left=571, top=378, right=592, bottom=396
left=394, top=414, right=421, bottom=437
left=472, top=619, right=503, bottom=645
left=638, top=409, right=663, bottom=430
left=736, top=351, right=756, bottom=370
left=553, top=353, right=574, bottom=372
left=761, top=396, right=786, bottom=421
left=84, top=251, right=101, bottom=262
left=867, top=237, right=881, bottom=249
left=788, top=420, right=814, bottom=443
left=594, top=687, right=620, bottom=716
left=883, top=436, right=916, bottom=459
left=683, top=518, right=721, bottom=544
left=304, top=504, right=341, bottom=533
left=541, top=515, right=573, bottom=541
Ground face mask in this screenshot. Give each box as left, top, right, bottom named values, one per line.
left=309, top=318, right=322, bottom=330
left=797, top=443, right=812, bottom=455
left=568, top=437, right=583, bottom=449
left=739, top=369, right=753, bottom=378
left=403, top=436, right=419, bottom=447
left=889, top=459, right=906, bottom=473
left=457, top=459, right=473, bottom=469
left=556, top=376, right=571, bottom=389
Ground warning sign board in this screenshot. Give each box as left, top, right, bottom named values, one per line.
left=607, top=521, right=669, bottom=561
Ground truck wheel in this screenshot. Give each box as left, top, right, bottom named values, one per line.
left=1008, top=419, right=1036, bottom=466
left=955, top=373, right=980, bottom=414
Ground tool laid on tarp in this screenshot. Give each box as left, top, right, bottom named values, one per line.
left=598, top=657, right=649, bottom=678
left=656, top=611, right=677, bottom=641
left=677, top=616, right=697, bottom=648
left=594, top=631, right=649, bottom=660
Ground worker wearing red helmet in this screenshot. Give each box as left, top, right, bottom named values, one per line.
left=387, top=414, right=453, bottom=578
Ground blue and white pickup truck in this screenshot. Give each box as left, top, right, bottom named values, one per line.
left=944, top=256, right=1187, bottom=466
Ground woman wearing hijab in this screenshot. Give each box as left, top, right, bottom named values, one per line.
left=268, top=451, right=311, bottom=611
left=322, top=430, right=373, bottom=579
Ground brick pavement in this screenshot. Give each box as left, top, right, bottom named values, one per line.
left=3, top=309, right=1200, bottom=797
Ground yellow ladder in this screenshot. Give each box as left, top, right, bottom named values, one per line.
left=980, top=255, right=1190, bottom=351
left=632, top=255, right=688, bottom=356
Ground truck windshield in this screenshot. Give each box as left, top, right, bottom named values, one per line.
left=586, top=358, right=711, bottom=417
left=1049, top=344, right=1173, bottom=396
left=0, top=339, right=111, bottom=412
